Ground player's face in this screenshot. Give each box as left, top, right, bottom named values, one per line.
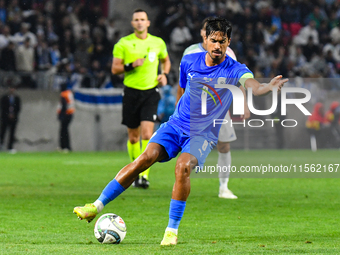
left=204, top=31, right=230, bottom=64
left=131, top=12, right=150, bottom=34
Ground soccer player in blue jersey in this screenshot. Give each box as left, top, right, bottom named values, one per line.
left=73, top=18, right=288, bottom=246
left=179, top=17, right=250, bottom=199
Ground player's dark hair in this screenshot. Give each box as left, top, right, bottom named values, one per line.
left=205, top=18, right=232, bottom=39
left=201, top=17, right=212, bottom=30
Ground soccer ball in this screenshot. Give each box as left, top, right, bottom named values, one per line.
left=94, top=213, right=127, bottom=244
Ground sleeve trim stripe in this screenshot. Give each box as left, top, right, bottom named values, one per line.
left=239, top=72, right=254, bottom=88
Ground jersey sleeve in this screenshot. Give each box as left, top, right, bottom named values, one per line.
left=179, top=58, right=188, bottom=89
left=158, top=39, right=168, bottom=59
left=236, top=64, right=254, bottom=88
left=238, top=72, right=254, bottom=88
left=112, top=39, right=124, bottom=59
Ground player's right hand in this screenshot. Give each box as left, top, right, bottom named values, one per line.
left=132, top=58, right=146, bottom=68
left=269, top=75, right=288, bottom=92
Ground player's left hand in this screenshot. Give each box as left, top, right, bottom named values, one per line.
left=157, top=73, right=167, bottom=86
left=269, top=75, right=288, bottom=92
left=241, top=104, right=251, bottom=120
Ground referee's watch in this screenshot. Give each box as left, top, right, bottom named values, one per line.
left=124, top=63, right=134, bottom=72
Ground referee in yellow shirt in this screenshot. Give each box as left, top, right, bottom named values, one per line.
left=112, top=9, right=171, bottom=188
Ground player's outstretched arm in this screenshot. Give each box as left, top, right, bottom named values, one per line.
left=244, top=75, right=288, bottom=96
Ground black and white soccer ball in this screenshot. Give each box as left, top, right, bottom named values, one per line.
left=94, top=213, right=127, bottom=244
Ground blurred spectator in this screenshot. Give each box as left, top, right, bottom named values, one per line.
left=35, top=40, right=51, bottom=71
left=303, top=36, right=319, bottom=61
left=226, top=0, right=244, bottom=15
left=0, top=41, right=16, bottom=71
left=43, top=0, right=54, bottom=16
left=306, top=102, right=326, bottom=151
left=170, top=19, right=192, bottom=54
left=15, top=37, right=34, bottom=71
left=7, top=0, right=21, bottom=23
left=56, top=15, right=72, bottom=40
left=290, top=46, right=307, bottom=73
left=68, top=3, right=81, bottom=28
left=238, top=7, right=256, bottom=32
left=73, top=20, right=90, bottom=41
left=293, top=20, right=319, bottom=45
left=59, top=29, right=76, bottom=55
left=93, top=16, right=107, bottom=39
left=0, top=0, right=6, bottom=24
left=91, top=32, right=111, bottom=68
left=7, top=12, right=22, bottom=34
left=0, top=25, right=14, bottom=49
left=0, top=83, right=21, bottom=153
left=53, top=2, right=68, bottom=29
left=106, top=18, right=117, bottom=43
left=186, top=4, right=204, bottom=34
left=318, top=20, right=331, bottom=45
left=34, top=13, right=45, bottom=37
left=87, top=4, right=102, bottom=27
left=328, top=10, right=339, bottom=30
left=271, top=8, right=282, bottom=32
left=15, top=37, right=35, bottom=88
left=13, top=22, right=37, bottom=47
left=308, top=47, right=327, bottom=76
left=76, top=29, right=92, bottom=50
left=253, top=22, right=265, bottom=45
left=74, top=41, right=91, bottom=69
left=45, top=17, right=59, bottom=44
left=90, top=60, right=106, bottom=88
left=305, top=6, right=327, bottom=29
left=50, top=42, right=61, bottom=67
left=330, top=23, right=340, bottom=44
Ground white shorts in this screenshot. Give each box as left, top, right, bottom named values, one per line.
left=218, top=111, right=237, bottom=142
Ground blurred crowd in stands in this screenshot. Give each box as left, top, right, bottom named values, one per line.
left=152, top=0, right=340, bottom=84
left=0, top=0, right=121, bottom=89
left=0, top=0, right=340, bottom=89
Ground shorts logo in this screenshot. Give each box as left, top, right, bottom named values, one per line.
left=148, top=52, right=156, bottom=62
left=198, top=140, right=209, bottom=157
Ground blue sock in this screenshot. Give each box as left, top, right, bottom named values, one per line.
left=98, top=179, right=125, bottom=206
left=167, top=199, right=186, bottom=229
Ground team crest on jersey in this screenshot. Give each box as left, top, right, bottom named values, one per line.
left=203, top=77, right=213, bottom=82
left=148, top=52, right=156, bottom=62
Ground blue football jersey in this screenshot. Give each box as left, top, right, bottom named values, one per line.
left=168, top=52, right=252, bottom=144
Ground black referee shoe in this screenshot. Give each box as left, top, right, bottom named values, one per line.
left=132, top=176, right=140, bottom=188
left=139, top=177, right=149, bottom=189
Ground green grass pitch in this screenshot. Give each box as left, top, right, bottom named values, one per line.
left=0, top=149, right=339, bottom=254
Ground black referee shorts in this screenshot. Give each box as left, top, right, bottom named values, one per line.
left=122, top=86, right=161, bottom=129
